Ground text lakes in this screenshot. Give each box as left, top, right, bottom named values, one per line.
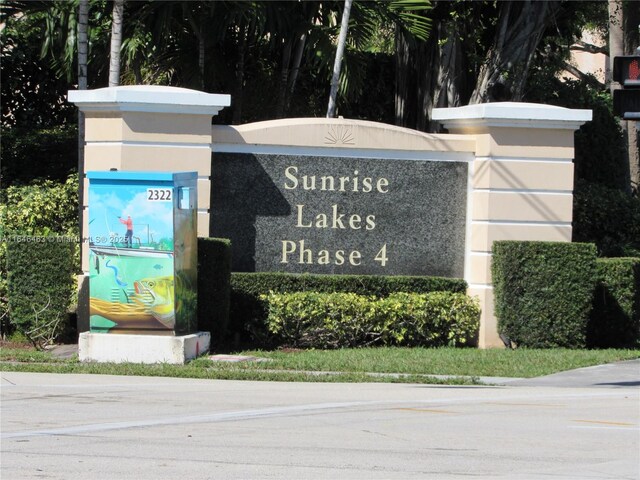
left=295, top=204, right=376, bottom=230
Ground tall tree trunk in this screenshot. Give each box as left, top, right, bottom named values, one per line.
left=184, top=3, right=205, bottom=90
left=286, top=31, right=308, bottom=113
left=432, top=22, right=463, bottom=109
left=276, top=38, right=293, bottom=118
left=233, top=23, right=248, bottom=125
left=78, top=0, right=88, bottom=243
left=108, top=0, right=124, bottom=87
left=327, top=0, right=353, bottom=118
left=394, top=30, right=412, bottom=127
left=469, top=1, right=561, bottom=104
left=78, top=1, right=88, bottom=91
left=395, top=13, right=464, bottom=132
left=419, top=18, right=464, bottom=131
left=198, top=35, right=205, bottom=89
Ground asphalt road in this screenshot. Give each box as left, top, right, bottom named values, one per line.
left=1, top=363, right=639, bottom=480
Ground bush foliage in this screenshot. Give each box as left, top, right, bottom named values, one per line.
left=588, top=258, right=640, bottom=349
left=572, top=179, right=640, bottom=257
left=492, top=241, right=597, bottom=349
left=0, top=173, right=79, bottom=236
left=375, top=292, right=480, bottom=347
left=263, top=291, right=480, bottom=349
left=229, top=272, right=467, bottom=348
left=1, top=174, right=79, bottom=334
left=1, top=126, right=77, bottom=186
left=6, top=239, right=76, bottom=347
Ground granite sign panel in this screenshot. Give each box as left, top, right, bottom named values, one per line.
left=210, top=153, right=468, bottom=277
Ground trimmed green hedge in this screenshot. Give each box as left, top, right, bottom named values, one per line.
left=229, top=272, right=467, bottom=348
left=588, top=257, right=640, bottom=348
left=492, top=241, right=597, bottom=349
left=263, top=291, right=480, bottom=349
left=197, top=238, right=232, bottom=348
left=6, top=238, right=75, bottom=347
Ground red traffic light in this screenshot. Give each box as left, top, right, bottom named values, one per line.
left=613, top=56, right=640, bottom=87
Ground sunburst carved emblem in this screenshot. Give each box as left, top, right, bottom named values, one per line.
left=324, top=125, right=355, bottom=145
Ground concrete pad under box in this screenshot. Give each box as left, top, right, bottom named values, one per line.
left=79, top=331, right=210, bottom=364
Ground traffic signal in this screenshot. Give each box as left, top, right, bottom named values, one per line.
left=612, top=55, right=640, bottom=120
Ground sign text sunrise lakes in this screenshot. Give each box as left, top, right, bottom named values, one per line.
left=280, top=165, right=390, bottom=267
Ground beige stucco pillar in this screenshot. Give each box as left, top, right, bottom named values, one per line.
left=68, top=85, right=230, bottom=272
left=433, top=103, right=592, bottom=348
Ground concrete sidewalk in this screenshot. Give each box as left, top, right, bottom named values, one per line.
left=503, top=358, right=640, bottom=388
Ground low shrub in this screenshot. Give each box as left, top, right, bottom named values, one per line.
left=265, top=291, right=377, bottom=348
left=588, top=258, right=640, bottom=348
left=197, top=238, right=232, bottom=347
left=263, top=291, right=480, bottom=349
left=492, top=241, right=597, bottom=349
left=229, top=272, right=468, bottom=348
left=6, top=239, right=76, bottom=348
left=376, top=292, right=480, bottom=347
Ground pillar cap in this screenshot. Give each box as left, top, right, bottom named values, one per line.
left=68, top=85, right=231, bottom=115
left=432, top=102, right=592, bottom=130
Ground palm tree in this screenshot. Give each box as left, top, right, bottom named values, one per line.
left=323, top=0, right=431, bottom=119
left=327, top=0, right=353, bottom=118
left=108, top=0, right=124, bottom=87
left=78, top=0, right=88, bottom=92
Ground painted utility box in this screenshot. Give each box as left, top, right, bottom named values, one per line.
left=87, top=171, right=198, bottom=335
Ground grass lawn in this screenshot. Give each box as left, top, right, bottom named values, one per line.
left=238, top=347, right=640, bottom=378
left=1, top=342, right=638, bottom=384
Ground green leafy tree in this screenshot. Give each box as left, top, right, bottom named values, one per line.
left=1, top=4, right=76, bottom=128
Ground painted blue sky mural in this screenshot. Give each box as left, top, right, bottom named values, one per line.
left=88, top=184, right=173, bottom=247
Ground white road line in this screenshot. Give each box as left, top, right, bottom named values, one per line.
left=569, top=426, right=639, bottom=432
left=1, top=401, right=377, bottom=439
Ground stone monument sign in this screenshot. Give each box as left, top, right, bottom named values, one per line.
left=211, top=152, right=468, bottom=276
